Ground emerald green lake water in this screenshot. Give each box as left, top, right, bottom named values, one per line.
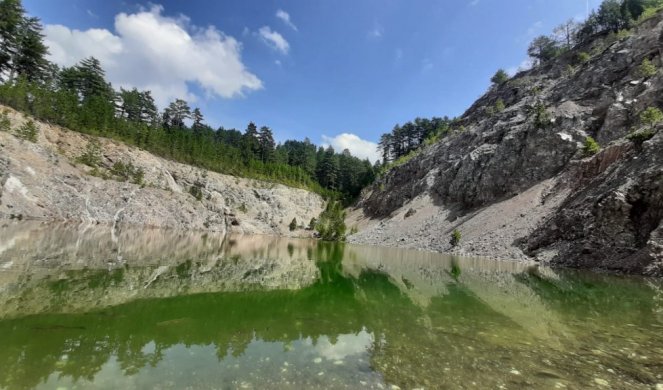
left=0, top=223, right=662, bottom=389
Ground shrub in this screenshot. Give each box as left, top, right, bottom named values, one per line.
left=491, top=69, right=510, bottom=85
left=238, top=203, right=248, bottom=213
left=0, top=110, right=10, bottom=132
left=77, top=140, right=103, bottom=167
left=583, top=136, right=600, bottom=156
left=627, top=129, right=656, bottom=143
left=110, top=160, right=144, bottom=184
left=15, top=120, right=38, bottom=142
left=640, top=107, right=663, bottom=128
left=315, top=201, right=346, bottom=241
left=638, top=58, right=657, bottom=78
left=289, top=218, right=297, bottom=231
left=495, top=98, right=506, bottom=113
left=189, top=185, right=203, bottom=201
left=532, top=103, right=552, bottom=129
left=450, top=229, right=461, bottom=247
left=576, top=52, right=591, bottom=64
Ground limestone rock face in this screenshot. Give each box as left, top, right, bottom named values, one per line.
left=0, top=109, right=324, bottom=236
left=350, top=13, right=663, bottom=275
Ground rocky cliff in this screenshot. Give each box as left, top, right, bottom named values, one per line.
left=0, top=107, right=324, bottom=235
left=349, top=13, right=663, bottom=275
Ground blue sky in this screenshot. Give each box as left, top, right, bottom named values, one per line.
left=23, top=0, right=595, bottom=161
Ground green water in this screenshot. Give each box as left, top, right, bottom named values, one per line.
left=0, top=223, right=662, bottom=389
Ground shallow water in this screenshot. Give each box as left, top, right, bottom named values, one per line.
left=0, top=222, right=662, bottom=389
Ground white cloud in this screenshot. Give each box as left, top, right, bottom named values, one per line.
left=506, top=58, right=534, bottom=76
left=322, top=133, right=380, bottom=163
left=276, top=9, right=298, bottom=31
left=43, top=5, right=262, bottom=107
left=258, top=26, right=290, bottom=54
left=368, top=24, right=383, bottom=39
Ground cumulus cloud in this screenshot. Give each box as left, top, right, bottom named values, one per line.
left=43, top=5, right=262, bottom=107
left=322, top=133, right=380, bottom=163
left=258, top=26, right=290, bottom=54
left=276, top=9, right=298, bottom=31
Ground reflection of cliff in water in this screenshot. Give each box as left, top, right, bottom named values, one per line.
left=0, top=223, right=320, bottom=317
left=0, top=223, right=662, bottom=389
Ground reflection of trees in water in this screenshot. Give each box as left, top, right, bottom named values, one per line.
left=1, top=225, right=661, bottom=389
left=0, top=240, right=399, bottom=389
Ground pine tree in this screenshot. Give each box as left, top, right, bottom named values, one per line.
left=0, top=0, right=25, bottom=80
left=258, top=126, right=275, bottom=163
left=13, top=16, right=48, bottom=82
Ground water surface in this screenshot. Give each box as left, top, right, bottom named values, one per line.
left=0, top=222, right=662, bottom=389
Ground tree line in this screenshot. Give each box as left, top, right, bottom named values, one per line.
left=527, top=0, right=663, bottom=65
left=377, top=116, right=455, bottom=163
left=0, top=0, right=375, bottom=202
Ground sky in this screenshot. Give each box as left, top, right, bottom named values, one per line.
left=23, top=0, right=597, bottom=162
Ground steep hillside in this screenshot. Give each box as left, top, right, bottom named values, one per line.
left=349, top=13, right=663, bottom=275
left=0, top=106, right=324, bottom=234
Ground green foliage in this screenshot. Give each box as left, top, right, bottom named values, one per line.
left=315, top=201, right=346, bottom=241
left=14, top=119, right=37, bottom=142
left=491, top=69, right=509, bottom=85
left=189, top=185, right=203, bottom=201
left=450, top=229, right=461, bottom=247
left=77, top=140, right=102, bottom=168
left=531, top=103, right=552, bottom=129
left=583, top=136, right=600, bottom=156
left=0, top=109, right=10, bottom=132
left=308, top=217, right=317, bottom=230
left=495, top=98, right=506, bottom=113
left=527, top=35, right=561, bottom=64
left=637, top=4, right=663, bottom=22
left=640, top=107, right=663, bottom=128
left=110, top=161, right=144, bottom=185
left=238, top=203, right=248, bottom=213
left=638, top=58, right=657, bottom=78
left=379, top=117, right=453, bottom=163
left=0, top=72, right=373, bottom=202
left=626, top=129, right=656, bottom=143
left=349, top=225, right=359, bottom=235
left=378, top=149, right=421, bottom=177
left=576, top=52, right=591, bottom=64
left=289, top=218, right=297, bottom=231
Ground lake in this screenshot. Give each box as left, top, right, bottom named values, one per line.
left=0, top=222, right=662, bottom=389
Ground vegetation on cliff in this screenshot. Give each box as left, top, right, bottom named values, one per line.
left=0, top=0, right=375, bottom=203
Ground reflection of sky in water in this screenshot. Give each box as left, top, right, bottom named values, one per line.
left=36, top=331, right=383, bottom=390
left=309, top=329, right=374, bottom=361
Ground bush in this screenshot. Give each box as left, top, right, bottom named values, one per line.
left=627, top=129, right=656, bottom=143
left=640, top=107, right=663, bottom=128
left=189, top=185, right=203, bottom=201
left=110, top=160, right=144, bottom=185
left=77, top=140, right=103, bottom=167
left=491, top=69, right=510, bottom=85
left=0, top=110, right=10, bottom=132
left=315, top=201, right=346, bottom=241
left=308, top=217, right=317, bottom=230
left=583, top=136, right=600, bottom=156
left=532, top=103, right=552, bottom=129
left=15, top=119, right=38, bottom=142
left=289, top=218, right=297, bottom=231
left=576, top=52, right=591, bottom=64
left=638, top=58, right=657, bottom=78
left=450, top=229, right=461, bottom=247
left=495, top=98, right=506, bottom=113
